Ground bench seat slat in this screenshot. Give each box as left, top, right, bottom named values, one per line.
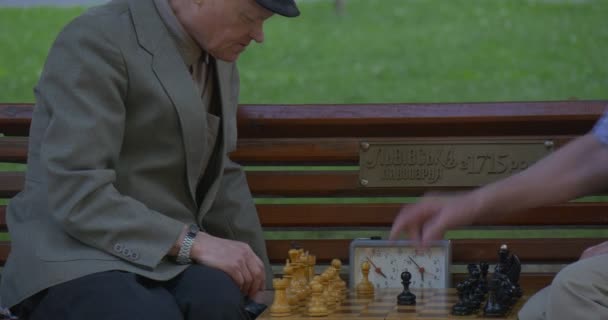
left=0, top=238, right=600, bottom=265
left=265, top=238, right=605, bottom=264
left=257, top=203, right=608, bottom=227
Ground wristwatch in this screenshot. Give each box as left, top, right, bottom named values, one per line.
left=176, top=224, right=199, bottom=265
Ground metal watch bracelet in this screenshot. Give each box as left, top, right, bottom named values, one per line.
left=176, top=224, right=199, bottom=264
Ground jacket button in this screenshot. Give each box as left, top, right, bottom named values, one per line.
left=122, top=248, right=131, bottom=256
left=114, top=243, right=123, bottom=252
left=130, top=252, right=140, bottom=260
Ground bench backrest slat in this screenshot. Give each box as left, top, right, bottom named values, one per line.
left=237, top=102, right=605, bottom=138
left=0, top=103, right=34, bottom=136
left=232, top=137, right=575, bottom=164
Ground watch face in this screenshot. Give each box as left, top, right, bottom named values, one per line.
left=350, top=239, right=451, bottom=289
left=189, top=224, right=200, bottom=236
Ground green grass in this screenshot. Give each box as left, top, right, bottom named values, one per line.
left=240, top=0, right=608, bottom=103
left=0, top=7, right=84, bottom=102
left=1, top=0, right=607, bottom=103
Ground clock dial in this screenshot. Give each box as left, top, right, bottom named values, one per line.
left=350, top=240, right=451, bottom=289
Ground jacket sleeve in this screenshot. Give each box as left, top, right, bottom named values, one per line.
left=201, top=62, right=273, bottom=288
left=38, top=14, right=184, bottom=270
left=202, top=157, right=274, bottom=289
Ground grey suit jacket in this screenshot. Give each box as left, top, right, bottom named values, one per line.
left=1, top=0, right=271, bottom=308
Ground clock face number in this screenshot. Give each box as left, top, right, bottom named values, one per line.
left=354, top=245, right=448, bottom=289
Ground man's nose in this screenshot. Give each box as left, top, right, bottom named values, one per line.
left=251, top=26, right=264, bottom=44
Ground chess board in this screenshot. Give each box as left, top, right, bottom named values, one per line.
left=257, top=288, right=528, bottom=319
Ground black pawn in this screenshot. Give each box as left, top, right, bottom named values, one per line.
left=452, top=282, right=472, bottom=316
left=484, top=278, right=507, bottom=317
left=397, top=271, right=416, bottom=305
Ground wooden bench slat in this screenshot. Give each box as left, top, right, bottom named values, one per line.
left=265, top=238, right=605, bottom=264
left=0, top=136, right=28, bottom=163
left=0, top=238, right=598, bottom=266
left=2, top=170, right=404, bottom=198
left=453, top=273, right=554, bottom=291
left=0, top=206, right=6, bottom=232
left=248, top=170, right=365, bottom=197
left=0, top=104, right=35, bottom=136
left=0, top=172, right=23, bottom=198
left=5, top=165, right=608, bottom=200
left=2, top=102, right=606, bottom=138
left=238, top=101, right=606, bottom=138
left=232, top=136, right=573, bottom=164
left=1, top=202, right=606, bottom=232
left=0, top=135, right=575, bottom=166
left=257, top=203, right=608, bottom=227
left=0, top=242, right=9, bottom=265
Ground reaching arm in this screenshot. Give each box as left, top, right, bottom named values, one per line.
left=390, top=124, right=608, bottom=244
left=473, top=132, right=608, bottom=215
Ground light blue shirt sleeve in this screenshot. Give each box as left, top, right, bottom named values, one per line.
left=592, top=110, right=608, bottom=146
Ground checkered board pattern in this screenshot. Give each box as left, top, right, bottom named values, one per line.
left=258, top=288, right=527, bottom=319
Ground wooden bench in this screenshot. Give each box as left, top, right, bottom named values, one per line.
left=2, top=101, right=608, bottom=294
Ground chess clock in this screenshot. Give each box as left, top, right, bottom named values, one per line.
left=349, top=239, right=451, bottom=289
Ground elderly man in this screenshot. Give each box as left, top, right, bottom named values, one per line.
left=1, top=0, right=299, bottom=319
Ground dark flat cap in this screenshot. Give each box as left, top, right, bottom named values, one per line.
left=254, top=0, right=300, bottom=17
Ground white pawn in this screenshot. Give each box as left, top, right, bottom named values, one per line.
left=307, top=281, right=329, bottom=317
left=356, top=261, right=375, bottom=297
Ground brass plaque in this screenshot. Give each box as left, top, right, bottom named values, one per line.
left=359, top=140, right=554, bottom=187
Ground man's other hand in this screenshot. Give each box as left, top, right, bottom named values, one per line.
left=191, top=232, right=266, bottom=297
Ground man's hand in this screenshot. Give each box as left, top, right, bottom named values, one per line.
left=190, top=232, right=266, bottom=297
left=580, top=240, right=608, bottom=260
left=389, top=192, right=482, bottom=245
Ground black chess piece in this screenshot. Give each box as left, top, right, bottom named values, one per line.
left=244, top=298, right=268, bottom=319
left=460, top=279, right=480, bottom=311
left=495, top=244, right=523, bottom=302
left=479, top=261, right=489, bottom=294
left=470, top=268, right=485, bottom=306
left=397, top=271, right=416, bottom=305
left=505, top=253, right=523, bottom=298
left=452, top=281, right=472, bottom=316
left=484, top=277, right=507, bottom=317
left=496, top=274, right=515, bottom=308
left=495, top=244, right=512, bottom=275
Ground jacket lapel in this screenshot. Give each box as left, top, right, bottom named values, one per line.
left=129, top=0, right=206, bottom=204
left=196, top=61, right=233, bottom=218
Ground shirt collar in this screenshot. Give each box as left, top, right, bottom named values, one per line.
left=154, top=0, right=208, bottom=67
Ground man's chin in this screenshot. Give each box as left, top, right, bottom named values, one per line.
left=213, top=52, right=240, bottom=63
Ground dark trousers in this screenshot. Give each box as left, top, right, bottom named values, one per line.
left=13, top=265, right=250, bottom=320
